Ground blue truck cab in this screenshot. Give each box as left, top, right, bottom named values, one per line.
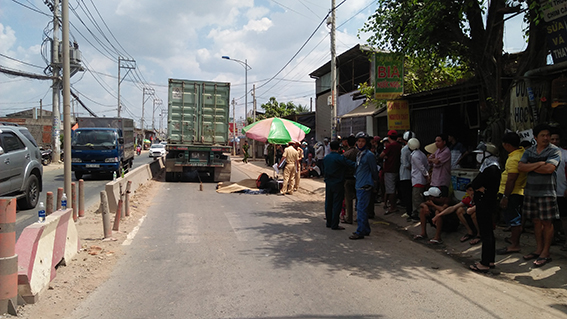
left=71, top=117, right=135, bottom=180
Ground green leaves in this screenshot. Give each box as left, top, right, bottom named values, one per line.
left=259, top=97, right=305, bottom=119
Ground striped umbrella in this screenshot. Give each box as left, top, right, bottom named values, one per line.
left=242, top=117, right=311, bottom=144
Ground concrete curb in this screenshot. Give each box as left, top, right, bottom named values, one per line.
left=15, top=208, right=79, bottom=304
left=105, top=157, right=164, bottom=214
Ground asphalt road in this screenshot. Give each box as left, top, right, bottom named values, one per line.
left=65, top=163, right=566, bottom=319
left=15, top=153, right=156, bottom=238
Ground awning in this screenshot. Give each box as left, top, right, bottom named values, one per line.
left=340, top=104, right=386, bottom=119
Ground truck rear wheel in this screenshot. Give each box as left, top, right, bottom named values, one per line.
left=165, top=172, right=176, bottom=182
left=75, top=172, right=83, bottom=180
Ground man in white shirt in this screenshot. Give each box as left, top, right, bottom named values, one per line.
left=408, top=138, right=429, bottom=221
left=551, top=128, right=567, bottom=251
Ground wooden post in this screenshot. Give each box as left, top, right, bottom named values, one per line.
left=112, top=198, right=122, bottom=232
left=78, top=179, right=85, bottom=218
left=46, top=191, right=54, bottom=216
left=125, top=181, right=132, bottom=217
left=100, top=191, right=112, bottom=239
left=71, top=181, right=77, bottom=221
left=56, top=187, right=63, bottom=210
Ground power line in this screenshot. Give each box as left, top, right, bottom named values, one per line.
left=9, top=0, right=50, bottom=17
left=0, top=53, right=45, bottom=69
left=256, top=0, right=347, bottom=92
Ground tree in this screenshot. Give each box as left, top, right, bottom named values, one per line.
left=259, top=97, right=304, bottom=119
left=360, top=0, right=548, bottom=123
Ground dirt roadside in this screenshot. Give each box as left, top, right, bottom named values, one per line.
left=2, top=174, right=160, bottom=319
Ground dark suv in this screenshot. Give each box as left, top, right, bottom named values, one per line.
left=0, top=123, right=43, bottom=209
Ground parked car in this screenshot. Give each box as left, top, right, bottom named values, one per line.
left=0, top=123, right=43, bottom=209
left=149, top=143, right=166, bottom=158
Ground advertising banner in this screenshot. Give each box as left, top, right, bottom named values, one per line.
left=509, top=80, right=549, bottom=131
left=387, top=100, right=410, bottom=130
left=541, top=0, right=567, bottom=63
left=374, top=52, right=404, bottom=100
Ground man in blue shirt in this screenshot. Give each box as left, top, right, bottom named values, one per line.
left=350, top=132, right=379, bottom=240
left=324, top=140, right=355, bottom=230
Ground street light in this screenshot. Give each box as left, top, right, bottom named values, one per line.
left=221, top=56, right=251, bottom=123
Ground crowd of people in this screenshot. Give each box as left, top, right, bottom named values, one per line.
left=294, top=124, right=566, bottom=270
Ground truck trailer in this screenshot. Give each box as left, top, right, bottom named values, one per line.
left=165, top=79, right=231, bottom=182
left=71, top=117, right=135, bottom=180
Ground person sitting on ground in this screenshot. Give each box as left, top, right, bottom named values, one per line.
left=433, top=184, right=479, bottom=244
left=300, top=153, right=320, bottom=178
left=413, top=186, right=451, bottom=244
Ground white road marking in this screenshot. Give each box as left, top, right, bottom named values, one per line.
left=122, top=215, right=146, bottom=246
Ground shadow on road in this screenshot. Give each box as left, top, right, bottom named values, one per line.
left=241, top=199, right=567, bottom=293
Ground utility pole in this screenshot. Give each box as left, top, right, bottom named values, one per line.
left=232, top=98, right=236, bottom=156
left=252, top=84, right=256, bottom=159
left=51, top=0, right=61, bottom=162
left=62, top=0, right=72, bottom=204
left=330, top=0, right=337, bottom=140
left=117, top=56, right=136, bottom=117
left=142, top=87, right=154, bottom=130
left=310, top=97, right=313, bottom=112
left=152, top=98, right=162, bottom=130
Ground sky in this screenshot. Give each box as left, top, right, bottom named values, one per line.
left=0, top=0, right=528, bottom=129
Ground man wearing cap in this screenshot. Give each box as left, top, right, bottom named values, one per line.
left=408, top=138, right=429, bottom=221
left=414, top=186, right=450, bottom=244
left=428, top=133, right=452, bottom=197
left=469, top=142, right=501, bottom=272
left=324, top=140, right=355, bottom=230
left=496, top=132, right=527, bottom=255
left=379, top=130, right=402, bottom=214
left=279, top=142, right=299, bottom=195
left=350, top=133, right=378, bottom=240
left=518, top=123, right=562, bottom=267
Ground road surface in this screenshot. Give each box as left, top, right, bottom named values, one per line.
left=65, top=162, right=566, bottom=319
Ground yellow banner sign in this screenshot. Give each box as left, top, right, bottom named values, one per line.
left=387, top=100, right=410, bottom=130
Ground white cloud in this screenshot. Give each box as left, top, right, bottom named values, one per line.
left=243, top=18, right=273, bottom=32
left=0, top=23, right=16, bottom=54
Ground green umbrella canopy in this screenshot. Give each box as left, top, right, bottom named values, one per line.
left=242, top=117, right=310, bottom=144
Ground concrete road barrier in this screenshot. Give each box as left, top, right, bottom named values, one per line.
left=105, top=157, right=164, bottom=214
left=15, top=208, right=79, bottom=304
left=0, top=198, right=18, bottom=315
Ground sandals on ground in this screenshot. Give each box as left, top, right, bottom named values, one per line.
left=460, top=233, right=475, bottom=242
left=522, top=252, right=540, bottom=261
left=469, top=237, right=481, bottom=245
left=533, top=257, right=552, bottom=267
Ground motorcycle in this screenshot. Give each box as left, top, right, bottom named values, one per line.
left=136, top=145, right=141, bottom=156
left=40, top=147, right=52, bottom=166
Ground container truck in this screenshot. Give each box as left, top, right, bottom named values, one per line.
left=165, top=79, right=231, bottom=182
left=71, top=117, right=135, bottom=180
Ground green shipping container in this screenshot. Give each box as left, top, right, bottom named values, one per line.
left=168, top=79, right=230, bottom=145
